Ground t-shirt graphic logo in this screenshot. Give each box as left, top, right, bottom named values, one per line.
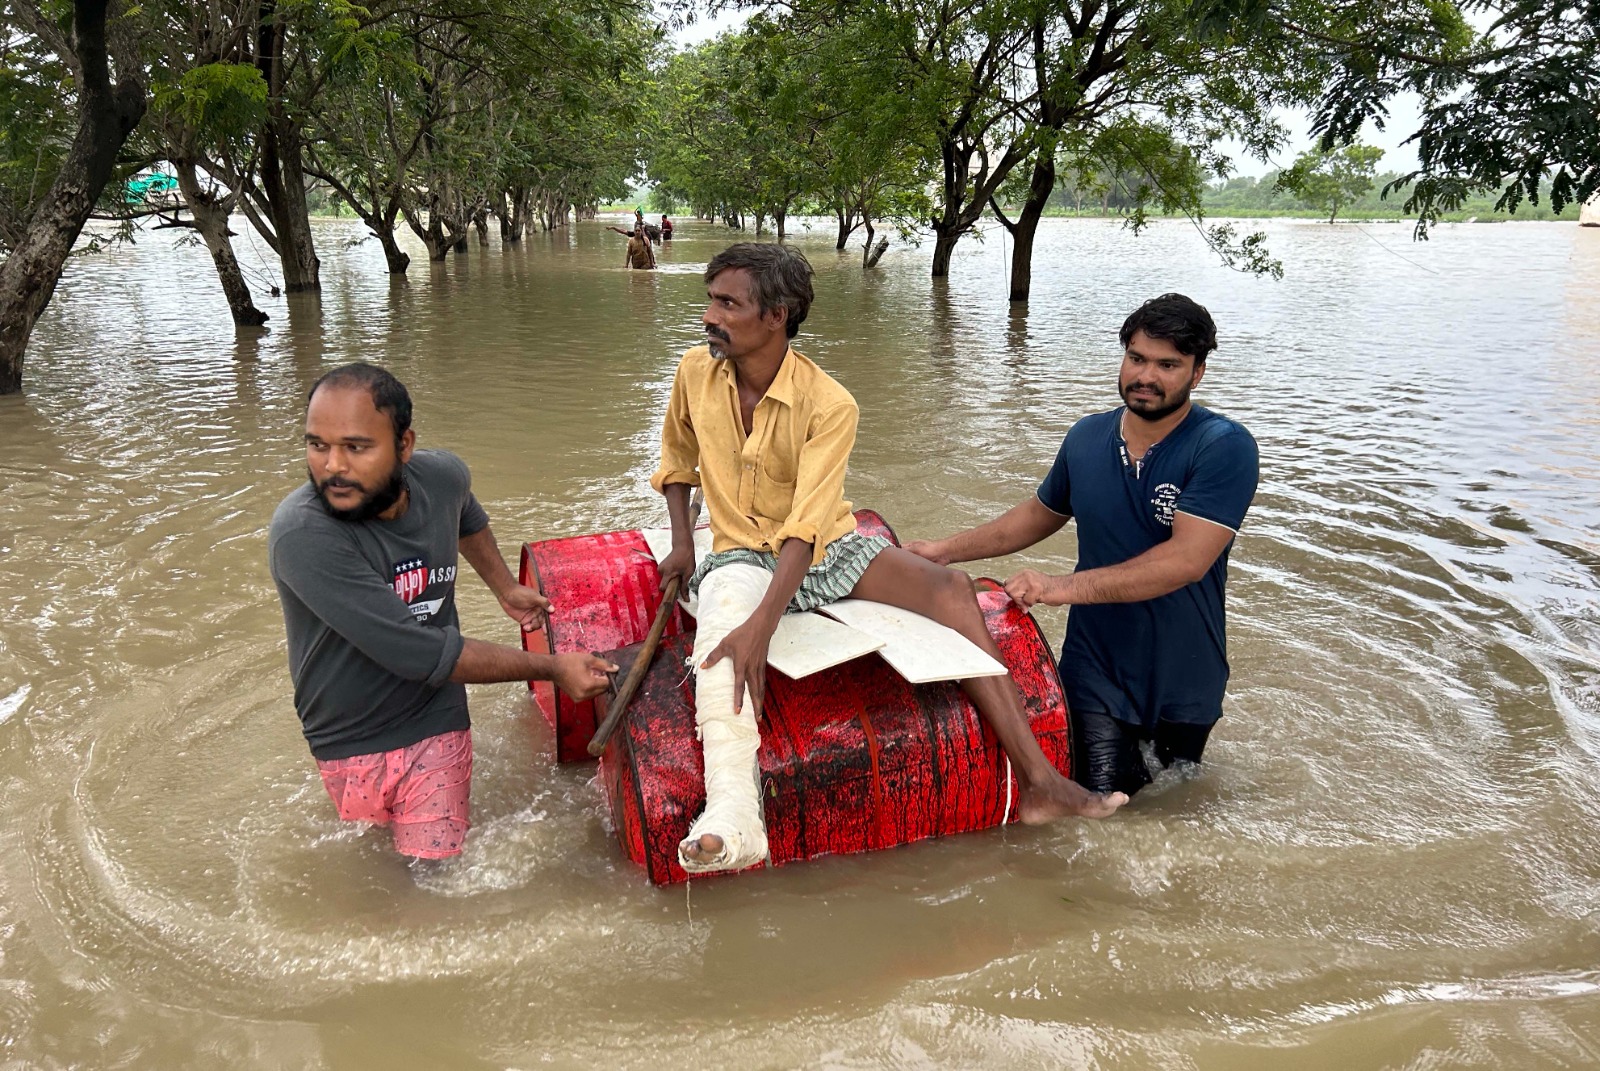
left=392, top=557, right=429, bottom=603
left=1151, top=483, right=1180, bottom=526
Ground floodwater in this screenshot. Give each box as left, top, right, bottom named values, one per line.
left=2, top=213, right=1598, bottom=1069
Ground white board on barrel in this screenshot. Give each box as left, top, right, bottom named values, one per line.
left=635, top=528, right=1003, bottom=684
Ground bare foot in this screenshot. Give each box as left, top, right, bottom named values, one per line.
left=681, top=832, right=725, bottom=864
left=1018, top=773, right=1128, bottom=823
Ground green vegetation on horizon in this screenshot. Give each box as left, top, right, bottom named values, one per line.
left=1, top=0, right=1596, bottom=394
left=1026, top=168, right=1583, bottom=223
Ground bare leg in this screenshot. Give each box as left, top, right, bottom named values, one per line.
left=847, top=547, right=1127, bottom=821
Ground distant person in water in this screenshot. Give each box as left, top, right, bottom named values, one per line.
left=906, top=294, right=1259, bottom=798
left=636, top=208, right=662, bottom=243
left=268, top=363, right=614, bottom=861
left=651, top=243, right=1126, bottom=875
left=660, top=215, right=674, bottom=241
left=626, top=229, right=656, bottom=269
left=601, top=222, right=652, bottom=267
left=607, top=224, right=656, bottom=269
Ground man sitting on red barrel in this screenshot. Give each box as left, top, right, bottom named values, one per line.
left=651, top=244, right=1127, bottom=875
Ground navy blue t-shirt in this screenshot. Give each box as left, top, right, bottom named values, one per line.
left=1036, top=405, right=1259, bottom=729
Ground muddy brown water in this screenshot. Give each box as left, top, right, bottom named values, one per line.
left=1, top=216, right=1598, bottom=1069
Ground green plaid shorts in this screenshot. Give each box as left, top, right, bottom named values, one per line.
left=687, top=532, right=894, bottom=614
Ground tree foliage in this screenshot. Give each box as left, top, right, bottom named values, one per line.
left=1204, top=0, right=1597, bottom=232
left=646, top=16, right=932, bottom=253
left=1279, top=142, right=1385, bottom=221
left=0, top=9, right=77, bottom=253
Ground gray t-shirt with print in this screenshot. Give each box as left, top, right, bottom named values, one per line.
left=269, top=449, right=490, bottom=760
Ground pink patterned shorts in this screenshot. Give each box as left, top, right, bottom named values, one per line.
left=316, top=730, right=473, bottom=859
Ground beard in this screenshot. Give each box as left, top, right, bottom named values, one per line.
left=706, top=327, right=733, bottom=360
left=1119, top=378, right=1192, bottom=422
left=309, top=462, right=406, bottom=523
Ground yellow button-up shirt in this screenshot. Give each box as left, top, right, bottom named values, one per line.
left=650, top=345, right=858, bottom=567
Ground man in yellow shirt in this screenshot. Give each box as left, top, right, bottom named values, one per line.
left=652, top=243, right=1126, bottom=874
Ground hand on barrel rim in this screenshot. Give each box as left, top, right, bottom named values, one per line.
left=551, top=651, right=618, bottom=701
left=499, top=582, right=551, bottom=632
left=700, top=617, right=773, bottom=720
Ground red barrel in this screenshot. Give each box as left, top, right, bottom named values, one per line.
left=520, top=509, right=898, bottom=763
left=599, top=587, right=1071, bottom=885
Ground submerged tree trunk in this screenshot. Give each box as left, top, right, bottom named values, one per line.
left=377, top=230, right=409, bottom=273
left=834, top=202, right=856, bottom=250
left=302, top=158, right=408, bottom=275
left=494, top=191, right=511, bottom=241
left=998, top=151, right=1056, bottom=302
left=271, top=127, right=320, bottom=289
left=503, top=187, right=527, bottom=242
left=401, top=198, right=454, bottom=262
left=255, top=1, right=320, bottom=292
left=0, top=0, right=147, bottom=395
left=861, top=218, right=876, bottom=269
left=929, top=227, right=960, bottom=278
left=173, top=158, right=269, bottom=325
left=374, top=214, right=409, bottom=273
left=929, top=134, right=1027, bottom=279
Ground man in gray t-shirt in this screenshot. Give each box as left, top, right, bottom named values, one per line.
left=269, top=363, right=615, bottom=860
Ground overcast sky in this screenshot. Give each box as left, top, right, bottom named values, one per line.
left=668, top=10, right=1425, bottom=180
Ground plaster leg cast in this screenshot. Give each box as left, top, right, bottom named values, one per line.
left=680, top=562, right=772, bottom=873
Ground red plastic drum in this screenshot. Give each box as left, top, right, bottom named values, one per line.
left=519, top=509, right=899, bottom=763
left=598, top=588, right=1071, bottom=885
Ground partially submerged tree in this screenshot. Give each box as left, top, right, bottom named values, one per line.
left=846, top=0, right=1034, bottom=279
left=147, top=57, right=273, bottom=324
left=302, top=0, right=652, bottom=268
left=648, top=34, right=819, bottom=234
left=1279, top=142, right=1384, bottom=222
left=0, top=0, right=147, bottom=395
left=647, top=16, right=937, bottom=262
left=1211, top=0, right=1588, bottom=232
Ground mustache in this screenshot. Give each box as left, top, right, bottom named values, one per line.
left=705, top=327, right=731, bottom=342
left=319, top=476, right=365, bottom=490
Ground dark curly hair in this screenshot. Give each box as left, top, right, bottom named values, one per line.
left=1119, top=294, right=1218, bottom=363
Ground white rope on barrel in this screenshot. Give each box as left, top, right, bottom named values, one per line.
left=1002, top=756, right=1014, bottom=826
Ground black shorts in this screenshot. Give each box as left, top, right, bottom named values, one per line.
left=1072, top=708, right=1214, bottom=796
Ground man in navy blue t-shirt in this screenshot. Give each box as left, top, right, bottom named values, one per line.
left=907, top=294, right=1258, bottom=797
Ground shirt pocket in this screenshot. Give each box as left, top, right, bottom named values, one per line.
left=753, top=459, right=797, bottom=521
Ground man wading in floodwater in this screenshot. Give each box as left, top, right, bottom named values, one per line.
left=605, top=224, right=656, bottom=269
left=652, top=243, right=1126, bottom=875
left=268, top=364, right=615, bottom=860
left=907, top=294, right=1259, bottom=797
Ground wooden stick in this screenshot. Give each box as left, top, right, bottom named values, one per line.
left=588, top=489, right=702, bottom=756
left=587, top=575, right=680, bottom=756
